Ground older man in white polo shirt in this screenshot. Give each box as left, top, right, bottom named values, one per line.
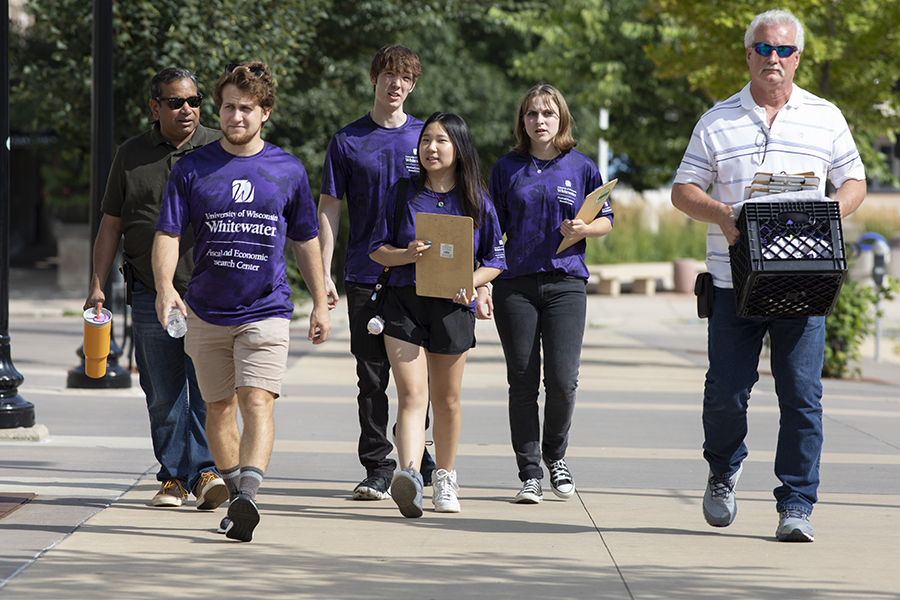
left=671, top=9, right=866, bottom=543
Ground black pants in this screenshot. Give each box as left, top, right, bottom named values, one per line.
left=346, top=281, right=396, bottom=478
left=493, top=273, right=586, bottom=482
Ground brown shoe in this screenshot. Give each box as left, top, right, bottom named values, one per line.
left=152, top=479, right=188, bottom=507
left=195, top=472, right=228, bottom=510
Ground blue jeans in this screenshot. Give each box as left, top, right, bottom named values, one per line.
left=705, top=287, right=824, bottom=514
left=131, top=281, right=217, bottom=494
left=493, top=273, right=586, bottom=482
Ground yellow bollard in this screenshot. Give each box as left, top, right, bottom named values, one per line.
left=83, top=306, right=112, bottom=378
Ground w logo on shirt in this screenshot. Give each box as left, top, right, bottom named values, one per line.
left=232, top=180, right=254, bottom=203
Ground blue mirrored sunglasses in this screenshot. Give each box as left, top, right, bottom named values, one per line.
left=753, top=43, right=798, bottom=58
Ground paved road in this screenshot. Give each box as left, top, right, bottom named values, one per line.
left=1, top=268, right=899, bottom=599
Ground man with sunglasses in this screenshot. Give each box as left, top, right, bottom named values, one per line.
left=154, top=61, right=331, bottom=542
left=85, top=67, right=226, bottom=510
left=671, top=9, right=866, bottom=543
left=318, top=46, right=438, bottom=502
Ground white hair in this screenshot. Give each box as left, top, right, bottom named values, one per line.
left=744, top=9, right=805, bottom=52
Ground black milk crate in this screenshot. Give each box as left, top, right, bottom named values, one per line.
left=729, top=200, right=847, bottom=318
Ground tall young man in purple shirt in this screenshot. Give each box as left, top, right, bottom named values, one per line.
left=154, top=61, right=331, bottom=542
left=318, top=46, right=436, bottom=500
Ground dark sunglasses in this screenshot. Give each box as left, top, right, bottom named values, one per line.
left=224, top=63, right=267, bottom=78
left=153, top=94, right=203, bottom=110
left=753, top=43, right=798, bottom=58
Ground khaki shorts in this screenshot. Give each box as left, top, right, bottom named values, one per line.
left=184, top=307, right=290, bottom=402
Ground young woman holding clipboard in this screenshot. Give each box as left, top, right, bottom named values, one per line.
left=369, top=112, right=505, bottom=518
left=489, top=84, right=614, bottom=504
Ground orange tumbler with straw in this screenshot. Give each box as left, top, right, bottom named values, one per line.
left=83, top=305, right=112, bottom=378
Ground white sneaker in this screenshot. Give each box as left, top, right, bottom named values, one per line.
left=432, top=469, right=461, bottom=513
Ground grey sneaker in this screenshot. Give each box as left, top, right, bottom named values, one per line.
left=515, top=478, right=543, bottom=504
left=545, top=458, right=575, bottom=499
left=432, top=469, right=460, bottom=513
left=391, top=462, right=424, bottom=518
left=353, top=475, right=392, bottom=500
left=776, top=509, right=814, bottom=542
left=703, top=464, right=742, bottom=527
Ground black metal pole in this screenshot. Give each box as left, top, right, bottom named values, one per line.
left=0, top=0, right=35, bottom=428
left=66, top=0, right=130, bottom=389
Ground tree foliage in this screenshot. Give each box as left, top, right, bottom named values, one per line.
left=10, top=0, right=535, bottom=200
left=646, top=0, right=900, bottom=186
left=492, top=0, right=714, bottom=191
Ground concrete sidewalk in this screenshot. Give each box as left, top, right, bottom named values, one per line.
left=1, top=269, right=899, bottom=599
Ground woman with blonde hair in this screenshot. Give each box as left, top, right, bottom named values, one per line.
left=489, top=84, right=613, bottom=504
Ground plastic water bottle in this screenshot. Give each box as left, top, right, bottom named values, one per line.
left=167, top=308, right=187, bottom=338
left=367, top=315, right=385, bottom=335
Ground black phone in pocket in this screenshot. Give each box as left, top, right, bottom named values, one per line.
left=694, top=272, right=714, bottom=319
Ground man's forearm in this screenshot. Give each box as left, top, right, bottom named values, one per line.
left=152, top=231, right=181, bottom=294
left=834, top=178, right=866, bottom=218
left=90, top=215, right=124, bottom=292
left=293, top=237, right=329, bottom=306
left=317, top=194, right=342, bottom=279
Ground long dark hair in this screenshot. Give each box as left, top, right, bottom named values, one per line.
left=416, top=112, right=487, bottom=227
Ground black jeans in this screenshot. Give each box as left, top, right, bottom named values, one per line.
left=493, top=273, right=586, bottom=482
left=346, top=281, right=396, bottom=478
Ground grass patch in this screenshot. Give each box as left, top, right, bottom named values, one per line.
left=587, top=203, right=707, bottom=264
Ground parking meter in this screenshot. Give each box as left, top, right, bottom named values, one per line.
left=856, top=232, right=890, bottom=287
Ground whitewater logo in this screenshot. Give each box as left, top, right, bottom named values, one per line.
left=232, top=180, right=254, bottom=203
left=556, top=182, right=577, bottom=206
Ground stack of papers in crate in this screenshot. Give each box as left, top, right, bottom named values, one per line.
left=734, top=172, right=826, bottom=217
left=744, top=172, right=820, bottom=199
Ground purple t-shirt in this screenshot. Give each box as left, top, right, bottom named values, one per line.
left=157, top=141, right=319, bottom=326
left=489, top=150, right=612, bottom=280
left=368, top=178, right=506, bottom=309
left=321, top=113, right=423, bottom=284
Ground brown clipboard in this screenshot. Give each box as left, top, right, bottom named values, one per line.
left=556, top=178, right=617, bottom=254
left=415, top=212, right=475, bottom=299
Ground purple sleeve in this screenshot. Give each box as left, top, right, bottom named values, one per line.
left=476, top=194, right=506, bottom=271
left=156, top=163, right=191, bottom=235
left=285, top=165, right=320, bottom=242
left=320, top=135, right=349, bottom=200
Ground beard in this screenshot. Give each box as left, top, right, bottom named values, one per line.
left=223, top=127, right=258, bottom=147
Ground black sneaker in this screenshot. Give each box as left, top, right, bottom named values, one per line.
left=353, top=475, right=392, bottom=500
left=515, top=478, right=543, bottom=504
left=545, top=458, right=575, bottom=499
left=225, top=493, right=260, bottom=542
left=217, top=516, right=230, bottom=534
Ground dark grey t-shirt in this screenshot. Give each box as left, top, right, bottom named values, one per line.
left=101, top=122, right=222, bottom=296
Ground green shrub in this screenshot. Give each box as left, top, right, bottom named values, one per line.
left=823, top=277, right=899, bottom=378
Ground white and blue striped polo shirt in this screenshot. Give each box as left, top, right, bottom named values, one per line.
left=674, top=82, right=865, bottom=287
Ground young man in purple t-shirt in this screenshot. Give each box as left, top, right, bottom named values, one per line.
left=318, top=46, right=435, bottom=500
left=153, top=61, right=330, bottom=542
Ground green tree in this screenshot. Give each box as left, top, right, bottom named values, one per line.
left=9, top=0, right=535, bottom=290
left=493, top=0, right=714, bottom=191
left=646, top=0, right=900, bottom=186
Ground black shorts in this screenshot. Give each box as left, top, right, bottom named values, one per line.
left=382, top=286, right=476, bottom=355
